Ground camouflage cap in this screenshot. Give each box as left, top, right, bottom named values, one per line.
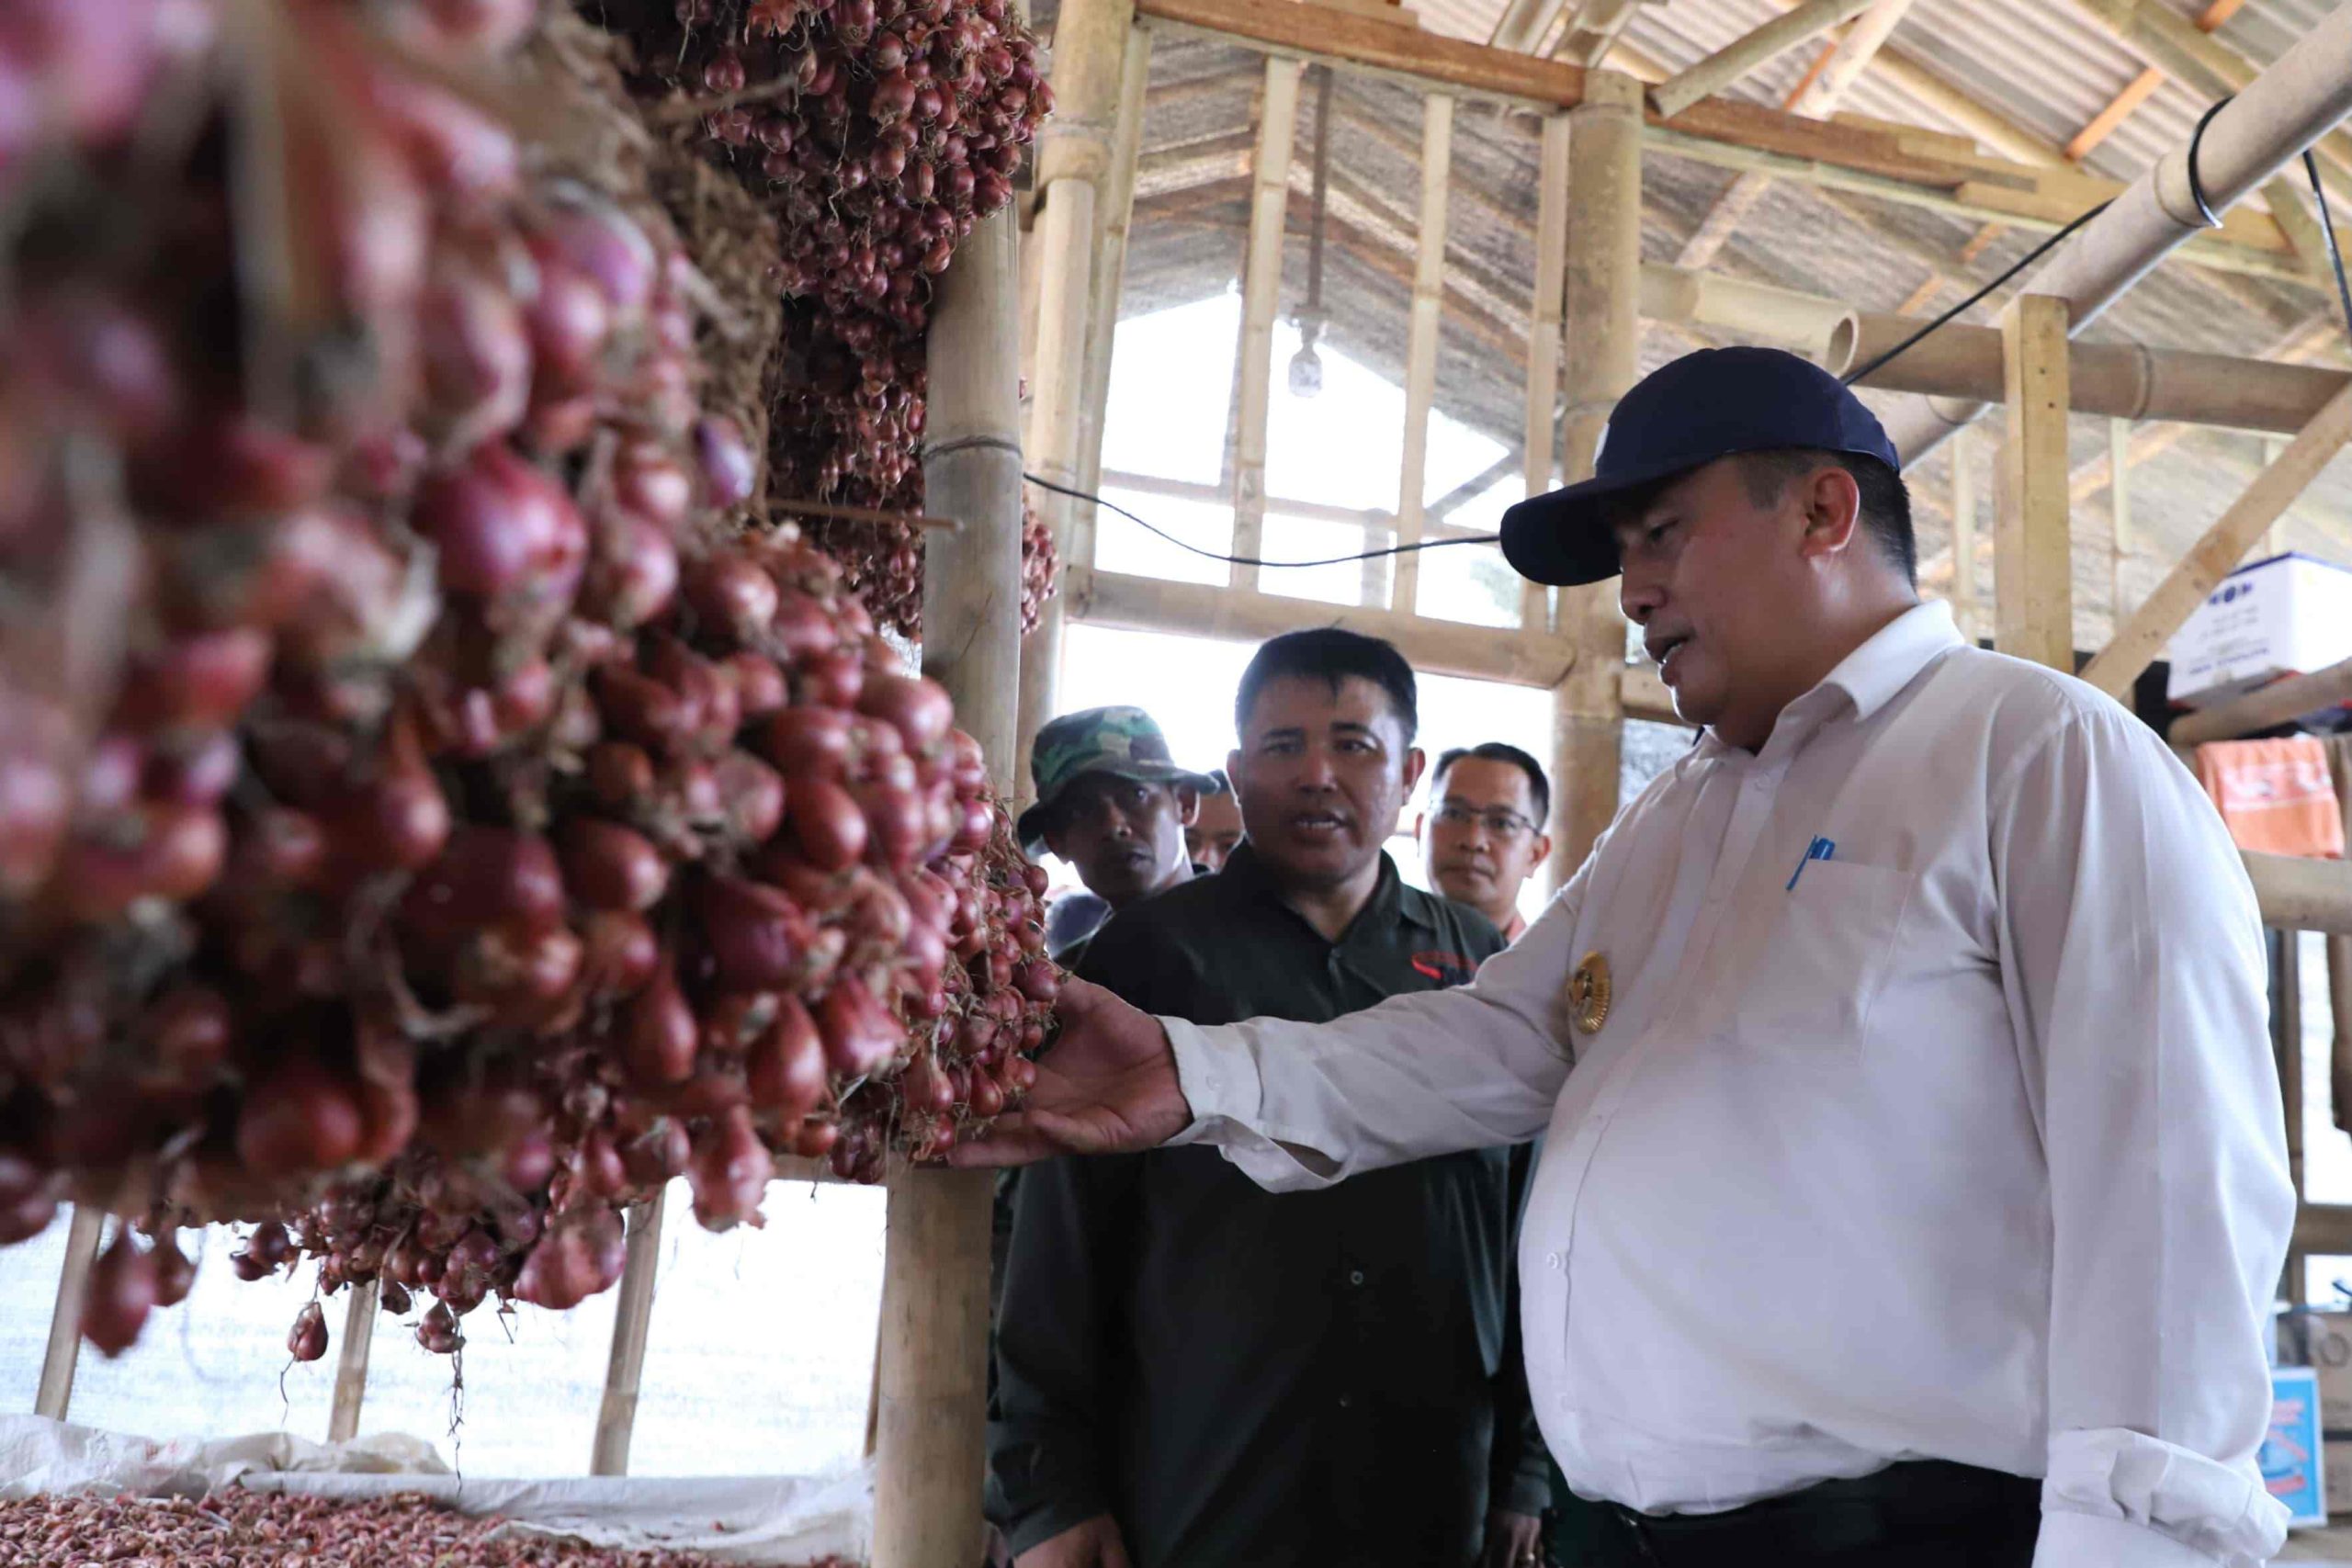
left=1018, top=705, right=1225, bottom=857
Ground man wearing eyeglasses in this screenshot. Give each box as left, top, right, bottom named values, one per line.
left=1419, top=744, right=1554, bottom=943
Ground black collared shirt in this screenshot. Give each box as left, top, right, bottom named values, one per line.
left=988, top=845, right=1550, bottom=1568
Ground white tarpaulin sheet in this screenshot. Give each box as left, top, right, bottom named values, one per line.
left=0, top=1415, right=872, bottom=1562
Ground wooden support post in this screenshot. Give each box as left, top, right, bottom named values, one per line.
left=1391, top=94, right=1453, bottom=617
left=1521, top=113, right=1569, bottom=638
left=876, top=204, right=1023, bottom=1568
left=1228, top=56, right=1304, bottom=591
left=1950, top=431, right=1977, bottom=642
left=327, top=1277, right=379, bottom=1443
left=1995, top=294, right=2073, bottom=671
left=34, top=1205, right=104, bottom=1420
left=591, top=1191, right=666, bottom=1477
left=2109, top=416, right=2132, bottom=637
left=1549, top=68, right=1640, bottom=886
left=2081, top=381, right=2352, bottom=700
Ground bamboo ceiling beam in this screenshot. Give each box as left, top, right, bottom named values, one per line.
left=2075, top=0, right=2352, bottom=208
left=1068, top=564, right=1578, bottom=686
left=1487, top=0, right=1572, bottom=57
left=2064, top=0, right=2245, bottom=164
left=1555, top=0, right=1646, bottom=68
left=1653, top=0, right=1874, bottom=121
left=1677, top=0, right=1916, bottom=269
left=1133, top=0, right=2322, bottom=287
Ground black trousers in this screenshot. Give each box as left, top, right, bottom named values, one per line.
left=1580, top=1461, right=2041, bottom=1568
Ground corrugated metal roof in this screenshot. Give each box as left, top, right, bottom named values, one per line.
left=1101, top=2, right=2352, bottom=628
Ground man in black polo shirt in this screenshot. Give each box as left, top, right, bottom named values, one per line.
left=988, top=629, right=1549, bottom=1568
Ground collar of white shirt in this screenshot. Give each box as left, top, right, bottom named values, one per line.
left=1692, top=599, right=1970, bottom=766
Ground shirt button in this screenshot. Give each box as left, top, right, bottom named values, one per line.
left=1338, top=1395, right=1352, bottom=1409
left=1348, top=1269, right=1365, bottom=1286
left=1545, top=1252, right=1563, bottom=1270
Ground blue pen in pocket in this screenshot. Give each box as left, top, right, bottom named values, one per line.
left=1786, top=836, right=1836, bottom=890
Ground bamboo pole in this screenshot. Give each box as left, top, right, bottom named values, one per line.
left=1558, top=0, right=1645, bottom=68
left=2108, top=416, right=2132, bottom=637
left=1636, top=265, right=1848, bottom=354
left=2278, top=928, right=2307, bottom=1297
left=1228, top=56, right=1303, bottom=592
left=2075, top=0, right=2352, bottom=207
left=327, top=1278, right=379, bottom=1444
left=1075, top=27, right=1153, bottom=524
left=2249, top=852, right=2352, bottom=938
left=1876, top=2, right=2352, bottom=464
left=1675, top=0, right=1915, bottom=269
left=2064, top=0, right=2245, bottom=164
left=875, top=203, right=1023, bottom=1568
left=2171, top=656, right=2352, bottom=746
left=33, top=1206, right=105, bottom=1420
left=1067, top=566, right=1579, bottom=686
left=2080, top=381, right=2352, bottom=700
left=1652, top=0, right=1873, bottom=120
left=1996, top=295, right=2073, bottom=671
left=1391, top=94, right=1453, bottom=618
left=590, top=1191, right=666, bottom=1477
left=1829, top=312, right=2351, bottom=435
left=1950, top=430, right=1977, bottom=641
left=1522, top=112, right=1570, bottom=638
left=1015, top=0, right=1143, bottom=804
left=1550, top=67, right=1640, bottom=887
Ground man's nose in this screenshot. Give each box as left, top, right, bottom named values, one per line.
left=1295, top=749, right=1339, bottom=788
left=1619, top=570, right=1662, bottom=626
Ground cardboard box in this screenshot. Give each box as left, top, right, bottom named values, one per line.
left=2267, top=1367, right=2328, bottom=1527
left=2328, top=1438, right=2352, bottom=1517
left=2166, top=553, right=2352, bottom=709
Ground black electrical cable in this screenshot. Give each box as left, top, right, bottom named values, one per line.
left=2186, top=96, right=2235, bottom=229
left=1022, top=472, right=1501, bottom=568
left=2306, top=149, right=2352, bottom=342
left=1837, top=198, right=2112, bottom=389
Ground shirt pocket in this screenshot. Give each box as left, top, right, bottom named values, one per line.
left=1727, top=860, right=1916, bottom=1058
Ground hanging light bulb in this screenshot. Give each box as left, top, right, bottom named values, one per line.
left=1288, top=310, right=1325, bottom=398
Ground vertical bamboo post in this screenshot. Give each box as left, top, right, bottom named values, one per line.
left=590, top=1191, right=666, bottom=1476
left=1074, top=26, right=1151, bottom=523
left=1521, top=113, right=1570, bottom=641
left=2277, top=931, right=2307, bottom=1301
left=1012, top=0, right=1138, bottom=805
left=875, top=203, right=1023, bottom=1568
left=1951, top=432, right=1978, bottom=642
left=1229, top=57, right=1304, bottom=592
left=327, top=1277, right=379, bottom=1443
left=1390, top=93, right=1453, bottom=617
left=34, top=1205, right=105, bottom=1419
left=1549, top=68, right=1642, bottom=886
left=2108, top=416, right=2132, bottom=637
left=1996, top=294, right=2074, bottom=671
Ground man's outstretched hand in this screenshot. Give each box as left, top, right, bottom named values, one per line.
left=946, top=978, right=1193, bottom=1167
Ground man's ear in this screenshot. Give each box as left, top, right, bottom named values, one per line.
left=1531, top=830, right=1553, bottom=868
left=1173, top=784, right=1201, bottom=827
left=1412, top=811, right=1428, bottom=846
left=1041, top=819, right=1070, bottom=861
left=1797, top=465, right=1864, bottom=561
left=1400, top=746, right=1429, bottom=796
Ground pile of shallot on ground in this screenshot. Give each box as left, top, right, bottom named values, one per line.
left=0, top=0, right=1057, bottom=1363
left=0, top=1491, right=854, bottom=1567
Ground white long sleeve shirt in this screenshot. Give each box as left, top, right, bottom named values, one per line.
left=1164, top=602, right=2293, bottom=1567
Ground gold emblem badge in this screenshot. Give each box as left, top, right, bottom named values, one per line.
left=1567, top=952, right=1611, bottom=1036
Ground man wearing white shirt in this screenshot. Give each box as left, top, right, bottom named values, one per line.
left=956, top=346, right=2292, bottom=1567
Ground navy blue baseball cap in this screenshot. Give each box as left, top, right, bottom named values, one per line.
left=1500, top=347, right=1901, bottom=587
